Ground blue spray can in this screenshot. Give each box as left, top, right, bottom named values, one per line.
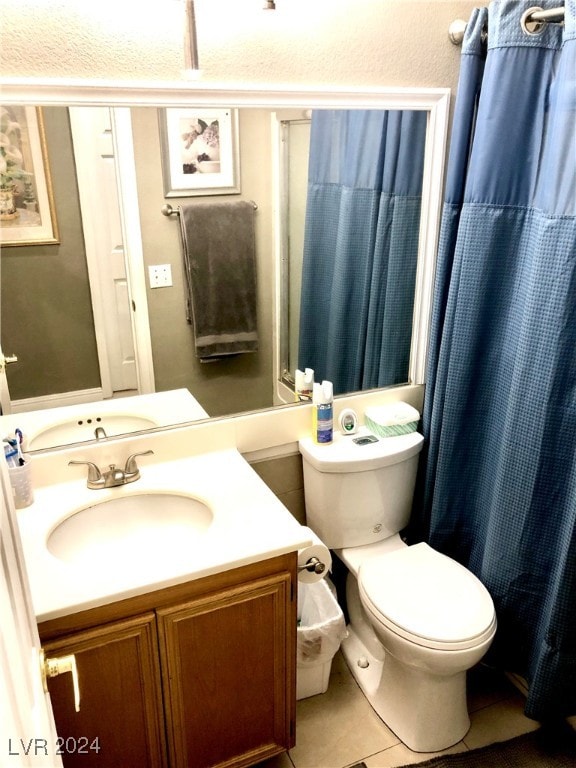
left=313, top=380, right=333, bottom=444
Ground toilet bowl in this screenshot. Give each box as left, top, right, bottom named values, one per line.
left=339, top=536, right=496, bottom=752
left=299, top=427, right=497, bottom=753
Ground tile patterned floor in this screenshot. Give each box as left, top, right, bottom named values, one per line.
left=257, top=652, right=544, bottom=768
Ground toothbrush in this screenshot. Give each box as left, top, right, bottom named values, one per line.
left=3, top=443, right=18, bottom=468
left=15, top=429, right=25, bottom=466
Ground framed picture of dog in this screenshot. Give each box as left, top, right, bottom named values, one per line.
left=159, top=108, right=240, bottom=197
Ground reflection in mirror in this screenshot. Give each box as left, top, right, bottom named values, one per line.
left=2, top=105, right=281, bottom=427
left=281, top=109, right=426, bottom=395
left=0, top=94, right=446, bottom=452
left=0, top=389, right=208, bottom=452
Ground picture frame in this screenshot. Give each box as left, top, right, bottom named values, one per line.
left=0, top=106, right=59, bottom=246
left=159, top=108, right=241, bottom=198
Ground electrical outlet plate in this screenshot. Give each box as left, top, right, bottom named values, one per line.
left=149, top=264, right=173, bottom=288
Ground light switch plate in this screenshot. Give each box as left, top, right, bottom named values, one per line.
left=149, top=264, right=173, bottom=288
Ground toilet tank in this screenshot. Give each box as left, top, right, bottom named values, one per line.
left=299, top=429, right=424, bottom=549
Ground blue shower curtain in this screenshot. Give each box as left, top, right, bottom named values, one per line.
left=298, top=109, right=427, bottom=394
left=412, top=0, right=576, bottom=719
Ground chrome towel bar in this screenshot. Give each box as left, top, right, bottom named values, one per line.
left=161, top=201, right=258, bottom=217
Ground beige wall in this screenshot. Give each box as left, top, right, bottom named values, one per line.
left=132, top=107, right=275, bottom=417
left=1, top=108, right=101, bottom=400
left=0, top=1, right=477, bottom=94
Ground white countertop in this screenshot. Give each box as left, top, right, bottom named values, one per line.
left=1, top=389, right=209, bottom=452
left=17, top=448, right=310, bottom=623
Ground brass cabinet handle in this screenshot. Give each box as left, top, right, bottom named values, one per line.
left=40, top=649, right=81, bottom=713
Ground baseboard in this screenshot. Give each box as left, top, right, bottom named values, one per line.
left=506, top=671, right=529, bottom=697
left=10, top=388, right=104, bottom=413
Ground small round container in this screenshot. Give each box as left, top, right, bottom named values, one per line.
left=338, top=408, right=359, bottom=435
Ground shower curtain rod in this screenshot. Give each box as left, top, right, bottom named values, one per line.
left=449, top=5, right=565, bottom=45
left=528, top=6, right=565, bottom=22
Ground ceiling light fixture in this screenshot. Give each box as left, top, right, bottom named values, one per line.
left=183, top=0, right=199, bottom=71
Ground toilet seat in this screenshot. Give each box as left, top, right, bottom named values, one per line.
left=359, top=543, right=496, bottom=651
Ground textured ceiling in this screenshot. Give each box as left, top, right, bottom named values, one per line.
left=0, top=0, right=477, bottom=92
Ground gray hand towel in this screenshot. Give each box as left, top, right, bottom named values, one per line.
left=178, top=200, right=259, bottom=361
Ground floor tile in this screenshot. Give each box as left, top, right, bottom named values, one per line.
left=288, top=648, right=546, bottom=768
left=362, top=740, right=468, bottom=768
left=467, top=663, right=518, bottom=713
left=290, top=652, right=399, bottom=768
left=254, top=753, right=294, bottom=768
left=463, top=693, right=540, bottom=750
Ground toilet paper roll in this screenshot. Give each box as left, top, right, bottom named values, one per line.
left=298, top=526, right=332, bottom=583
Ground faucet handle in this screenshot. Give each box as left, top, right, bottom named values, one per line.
left=124, top=450, right=154, bottom=475
left=68, top=460, right=102, bottom=483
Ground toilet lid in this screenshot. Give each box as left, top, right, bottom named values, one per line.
left=359, top=543, right=495, bottom=649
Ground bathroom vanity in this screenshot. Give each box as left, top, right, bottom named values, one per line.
left=16, top=445, right=307, bottom=768
left=39, top=553, right=296, bottom=768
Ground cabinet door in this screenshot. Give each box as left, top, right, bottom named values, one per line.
left=158, top=572, right=295, bottom=768
left=43, top=613, right=166, bottom=768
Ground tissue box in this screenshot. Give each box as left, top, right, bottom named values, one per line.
left=364, top=402, right=420, bottom=437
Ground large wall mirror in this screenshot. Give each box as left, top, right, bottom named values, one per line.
left=0, top=83, right=450, bottom=452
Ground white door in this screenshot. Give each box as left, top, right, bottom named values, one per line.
left=69, top=107, right=138, bottom=396
left=0, top=461, right=62, bottom=767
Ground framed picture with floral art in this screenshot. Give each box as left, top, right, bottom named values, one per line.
left=159, top=108, right=240, bottom=198
left=0, top=106, right=59, bottom=246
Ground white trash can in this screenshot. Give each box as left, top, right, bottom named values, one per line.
left=296, top=579, right=347, bottom=699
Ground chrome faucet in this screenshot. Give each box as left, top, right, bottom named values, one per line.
left=69, top=450, right=154, bottom=490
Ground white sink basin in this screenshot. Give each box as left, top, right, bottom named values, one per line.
left=18, top=448, right=310, bottom=622
left=0, top=390, right=210, bottom=453
left=29, top=414, right=158, bottom=451
left=47, top=492, right=213, bottom=565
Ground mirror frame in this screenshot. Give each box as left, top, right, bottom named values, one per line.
left=269, top=98, right=449, bottom=405
left=0, top=79, right=450, bottom=444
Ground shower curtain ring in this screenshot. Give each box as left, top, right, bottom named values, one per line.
left=521, top=7, right=547, bottom=36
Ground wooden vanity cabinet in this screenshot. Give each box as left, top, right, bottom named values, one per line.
left=41, top=613, right=166, bottom=768
left=158, top=572, right=293, bottom=767
left=39, top=554, right=297, bottom=768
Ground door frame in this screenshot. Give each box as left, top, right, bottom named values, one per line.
left=0, top=459, right=62, bottom=766
left=69, top=106, right=155, bottom=399
left=111, top=108, right=155, bottom=395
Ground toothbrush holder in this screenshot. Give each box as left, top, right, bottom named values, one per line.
left=8, top=455, right=34, bottom=509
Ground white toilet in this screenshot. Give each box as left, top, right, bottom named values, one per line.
left=299, top=428, right=497, bottom=753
